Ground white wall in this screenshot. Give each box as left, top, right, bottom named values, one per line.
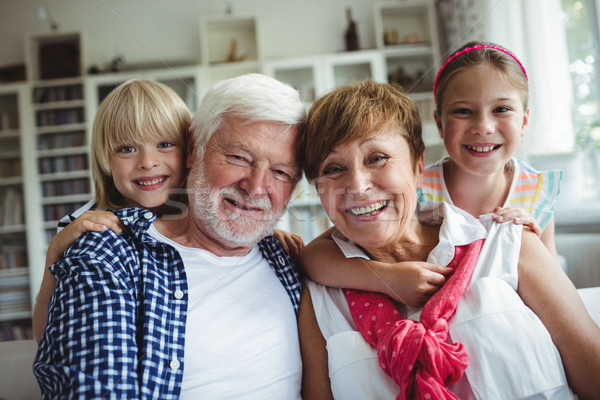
left=0, top=0, right=378, bottom=70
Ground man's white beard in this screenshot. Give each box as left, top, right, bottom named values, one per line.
left=187, top=166, right=284, bottom=248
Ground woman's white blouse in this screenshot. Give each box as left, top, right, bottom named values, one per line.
left=308, top=202, right=575, bottom=400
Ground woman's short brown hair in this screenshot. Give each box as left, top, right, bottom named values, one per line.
left=302, top=80, right=424, bottom=182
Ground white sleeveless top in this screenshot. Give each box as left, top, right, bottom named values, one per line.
left=308, top=202, right=575, bottom=400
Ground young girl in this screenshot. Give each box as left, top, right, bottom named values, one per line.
left=33, top=79, right=303, bottom=341
left=299, top=41, right=562, bottom=305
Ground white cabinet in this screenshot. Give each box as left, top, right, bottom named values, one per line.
left=264, top=50, right=386, bottom=107
left=374, top=0, right=443, bottom=160
left=263, top=56, right=326, bottom=106
left=199, top=15, right=263, bottom=85
left=85, top=65, right=204, bottom=113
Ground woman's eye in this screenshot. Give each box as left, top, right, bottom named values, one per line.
left=494, top=106, right=510, bottom=113
left=369, top=154, right=389, bottom=165
left=321, top=165, right=343, bottom=176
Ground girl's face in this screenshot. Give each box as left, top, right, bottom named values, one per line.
left=109, top=138, right=186, bottom=212
left=316, top=126, right=424, bottom=252
left=434, top=67, right=529, bottom=178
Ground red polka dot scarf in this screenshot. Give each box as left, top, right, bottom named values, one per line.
left=344, top=239, right=485, bottom=400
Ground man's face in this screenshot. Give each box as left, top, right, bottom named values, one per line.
left=187, top=116, right=301, bottom=249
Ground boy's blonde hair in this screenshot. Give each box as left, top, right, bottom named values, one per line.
left=91, top=79, right=191, bottom=209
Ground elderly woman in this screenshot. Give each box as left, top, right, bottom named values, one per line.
left=297, top=80, right=600, bottom=400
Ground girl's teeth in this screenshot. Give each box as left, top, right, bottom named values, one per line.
left=138, top=177, right=165, bottom=186
left=349, top=200, right=388, bottom=216
left=467, top=145, right=495, bottom=152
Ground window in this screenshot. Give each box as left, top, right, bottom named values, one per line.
left=530, top=0, right=600, bottom=230
left=561, top=0, right=600, bottom=151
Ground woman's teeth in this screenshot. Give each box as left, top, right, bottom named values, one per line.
left=349, top=200, right=388, bottom=216
left=137, top=177, right=165, bottom=186
left=466, top=145, right=497, bottom=153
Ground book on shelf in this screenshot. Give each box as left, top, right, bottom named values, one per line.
left=36, top=107, right=84, bottom=127
left=0, top=241, right=28, bottom=269
left=0, top=321, right=34, bottom=342
left=42, top=201, right=87, bottom=222
left=0, top=188, right=24, bottom=227
left=0, top=158, right=22, bottom=178
left=38, top=154, right=88, bottom=174
left=0, top=110, right=9, bottom=131
left=42, top=177, right=90, bottom=197
left=37, top=130, right=85, bottom=150
left=33, top=84, right=83, bottom=104
left=0, top=288, right=30, bottom=315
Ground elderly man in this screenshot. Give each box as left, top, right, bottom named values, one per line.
left=33, top=74, right=306, bottom=399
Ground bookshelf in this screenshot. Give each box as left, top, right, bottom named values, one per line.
left=32, top=77, right=91, bottom=245
left=0, top=84, right=37, bottom=340
left=373, top=0, right=442, bottom=152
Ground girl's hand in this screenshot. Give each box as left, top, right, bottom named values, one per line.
left=376, top=261, right=452, bottom=307
left=273, top=229, right=305, bottom=258
left=492, top=207, right=542, bottom=237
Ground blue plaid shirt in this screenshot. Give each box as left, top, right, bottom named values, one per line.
left=33, top=207, right=302, bottom=399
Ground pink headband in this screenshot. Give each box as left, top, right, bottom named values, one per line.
left=433, top=44, right=529, bottom=102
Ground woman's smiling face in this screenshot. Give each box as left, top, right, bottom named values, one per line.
left=316, top=125, right=424, bottom=251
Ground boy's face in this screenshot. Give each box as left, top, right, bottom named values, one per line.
left=109, top=138, right=186, bottom=212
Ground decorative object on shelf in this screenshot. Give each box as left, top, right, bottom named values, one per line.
left=384, top=30, right=398, bottom=46
left=344, top=7, right=359, bottom=51
left=225, top=39, right=246, bottom=63
left=388, top=66, right=430, bottom=93
left=403, top=33, right=423, bottom=45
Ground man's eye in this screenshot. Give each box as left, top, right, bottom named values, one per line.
left=228, top=154, right=250, bottom=165
left=273, top=169, right=293, bottom=183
